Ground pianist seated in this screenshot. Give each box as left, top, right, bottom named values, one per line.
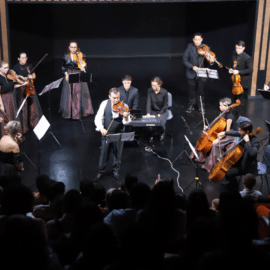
left=146, top=76, right=168, bottom=142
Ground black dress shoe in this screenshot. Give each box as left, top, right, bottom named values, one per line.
left=94, top=173, right=102, bottom=182
left=186, top=105, right=194, bottom=113
left=160, top=133, right=165, bottom=141
left=113, top=172, right=120, bottom=180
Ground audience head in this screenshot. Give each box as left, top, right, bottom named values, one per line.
left=1, top=184, right=34, bottom=216
left=79, top=178, right=94, bottom=198
left=107, top=189, right=129, bottom=212
left=89, top=183, right=106, bottom=206
left=63, top=189, right=82, bottom=213
left=243, top=173, right=256, bottom=190
left=0, top=215, right=48, bottom=270
left=124, top=174, right=138, bottom=193
left=129, top=182, right=150, bottom=209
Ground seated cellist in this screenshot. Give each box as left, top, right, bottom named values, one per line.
left=201, top=98, right=236, bottom=172
left=217, top=117, right=260, bottom=191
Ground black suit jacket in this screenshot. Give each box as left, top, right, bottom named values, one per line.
left=225, top=130, right=259, bottom=175
left=182, top=43, right=209, bottom=82
left=231, top=51, right=253, bottom=89
left=118, top=85, right=139, bottom=110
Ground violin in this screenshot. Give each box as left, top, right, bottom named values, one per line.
left=208, top=127, right=262, bottom=183
left=25, top=66, right=35, bottom=96
left=231, top=60, right=243, bottom=95
left=73, top=52, right=87, bottom=72
left=6, top=70, right=25, bottom=85
left=112, top=101, right=130, bottom=116
left=196, top=100, right=241, bottom=154
left=197, top=45, right=223, bottom=68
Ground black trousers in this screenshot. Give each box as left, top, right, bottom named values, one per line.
left=223, top=166, right=243, bottom=192
left=187, top=77, right=205, bottom=107
left=98, top=136, right=124, bottom=174
left=232, top=88, right=249, bottom=116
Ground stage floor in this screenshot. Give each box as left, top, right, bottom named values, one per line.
left=20, top=80, right=270, bottom=204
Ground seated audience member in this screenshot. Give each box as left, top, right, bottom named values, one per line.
left=46, top=189, right=82, bottom=240
left=0, top=215, right=61, bottom=270
left=33, top=179, right=65, bottom=221
left=0, top=121, right=24, bottom=175
left=33, top=174, right=52, bottom=206
left=137, top=180, right=186, bottom=253
left=240, top=173, right=262, bottom=201
left=122, top=173, right=138, bottom=195
left=107, top=189, right=130, bottom=213
left=104, top=182, right=150, bottom=237
left=102, top=188, right=116, bottom=217
left=69, top=222, right=119, bottom=270
left=89, top=183, right=106, bottom=209
left=51, top=202, right=103, bottom=267
left=0, top=184, right=47, bottom=239
left=175, top=193, right=187, bottom=211
left=79, top=178, right=94, bottom=200
left=186, top=189, right=216, bottom=232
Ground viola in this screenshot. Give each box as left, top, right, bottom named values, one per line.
left=197, top=44, right=223, bottom=68
left=208, top=127, right=262, bottom=183
left=73, top=52, right=87, bottom=72
left=231, top=60, right=243, bottom=95
left=196, top=100, right=241, bottom=154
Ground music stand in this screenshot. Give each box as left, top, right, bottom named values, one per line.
left=68, top=72, right=91, bottom=134
left=183, top=135, right=202, bottom=191
left=258, top=89, right=270, bottom=99
left=34, top=115, right=62, bottom=175
left=260, top=120, right=270, bottom=151
left=196, top=68, right=219, bottom=79
left=106, top=132, right=135, bottom=143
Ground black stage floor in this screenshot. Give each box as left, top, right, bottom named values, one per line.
left=19, top=58, right=270, bottom=204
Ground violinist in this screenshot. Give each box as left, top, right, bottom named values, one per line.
left=217, top=118, right=259, bottom=191
left=12, top=52, right=43, bottom=134
left=228, top=41, right=253, bottom=116
left=183, top=32, right=215, bottom=114
left=59, top=41, right=94, bottom=120
left=0, top=61, right=27, bottom=136
left=94, top=88, right=131, bottom=181
left=146, top=77, right=168, bottom=142
left=200, top=98, right=237, bottom=172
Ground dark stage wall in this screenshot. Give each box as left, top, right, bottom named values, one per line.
left=8, top=1, right=256, bottom=103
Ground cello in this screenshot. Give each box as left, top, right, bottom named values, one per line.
left=196, top=100, right=241, bottom=154
left=209, top=127, right=262, bottom=183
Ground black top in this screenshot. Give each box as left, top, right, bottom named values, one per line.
left=146, top=87, right=168, bottom=115
left=0, top=74, right=14, bottom=94
left=118, top=85, right=140, bottom=110
left=224, top=112, right=234, bottom=130
left=0, top=150, right=23, bottom=165
left=231, top=51, right=253, bottom=89
left=12, top=63, right=34, bottom=77
left=62, top=53, right=87, bottom=74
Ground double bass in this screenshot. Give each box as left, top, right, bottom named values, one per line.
left=196, top=100, right=241, bottom=154
left=209, top=127, right=262, bottom=183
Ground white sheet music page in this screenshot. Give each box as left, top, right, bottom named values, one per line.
left=33, top=115, right=51, bottom=140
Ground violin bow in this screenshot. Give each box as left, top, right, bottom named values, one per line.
left=30, top=53, right=48, bottom=74
left=199, top=96, right=207, bottom=131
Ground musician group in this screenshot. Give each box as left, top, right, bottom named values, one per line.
left=0, top=33, right=261, bottom=192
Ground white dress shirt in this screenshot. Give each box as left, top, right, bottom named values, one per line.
left=94, top=100, right=131, bottom=131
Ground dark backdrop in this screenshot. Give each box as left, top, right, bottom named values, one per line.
left=8, top=1, right=256, bottom=113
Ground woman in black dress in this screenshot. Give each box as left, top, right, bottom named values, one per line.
left=12, top=52, right=43, bottom=134
left=0, top=61, right=27, bottom=136
left=59, top=41, right=94, bottom=119
left=0, top=120, right=23, bottom=175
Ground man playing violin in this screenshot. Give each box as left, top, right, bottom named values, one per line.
left=94, top=88, right=131, bottom=181
left=12, top=52, right=43, bottom=134
left=183, top=32, right=215, bottom=114
left=228, top=40, right=253, bottom=116
left=217, top=118, right=259, bottom=192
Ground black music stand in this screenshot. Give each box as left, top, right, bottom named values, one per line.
left=258, top=89, right=270, bottom=99
left=106, top=132, right=135, bottom=144
left=68, top=72, right=91, bottom=134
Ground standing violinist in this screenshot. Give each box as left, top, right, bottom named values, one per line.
left=228, top=40, right=253, bottom=116
left=12, top=52, right=43, bottom=134
left=94, top=88, right=131, bottom=182
left=217, top=118, right=259, bottom=192
left=59, top=40, right=94, bottom=120
left=183, top=32, right=215, bottom=114
left=0, top=61, right=27, bottom=136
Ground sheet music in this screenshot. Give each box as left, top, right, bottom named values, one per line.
left=196, top=68, right=219, bottom=79
left=33, top=115, right=51, bottom=140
